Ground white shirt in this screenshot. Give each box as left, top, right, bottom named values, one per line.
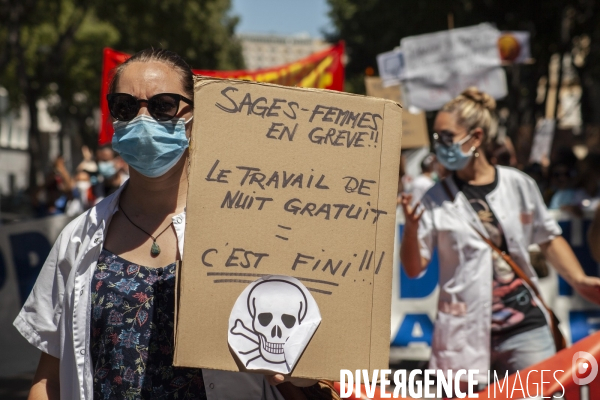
left=417, top=166, right=561, bottom=380
left=14, top=184, right=284, bottom=400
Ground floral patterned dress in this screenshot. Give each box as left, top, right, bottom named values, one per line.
left=90, top=249, right=207, bottom=399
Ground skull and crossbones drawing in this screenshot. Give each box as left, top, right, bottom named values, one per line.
left=228, top=277, right=319, bottom=372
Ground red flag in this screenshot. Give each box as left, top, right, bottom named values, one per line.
left=98, top=43, right=345, bottom=145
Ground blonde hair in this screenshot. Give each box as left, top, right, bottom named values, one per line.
left=441, top=87, right=498, bottom=143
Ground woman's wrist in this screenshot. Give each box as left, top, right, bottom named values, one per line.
left=403, top=221, right=419, bottom=235
left=571, top=273, right=590, bottom=287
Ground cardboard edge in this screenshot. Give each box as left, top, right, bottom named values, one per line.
left=369, top=101, right=402, bottom=372
left=363, top=99, right=387, bottom=374
left=173, top=260, right=182, bottom=365
left=363, top=76, right=404, bottom=107
left=193, top=75, right=404, bottom=107
left=173, top=95, right=202, bottom=367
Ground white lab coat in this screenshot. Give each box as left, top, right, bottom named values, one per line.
left=14, top=184, right=284, bottom=400
left=417, top=166, right=561, bottom=381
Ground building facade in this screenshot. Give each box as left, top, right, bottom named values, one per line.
left=0, top=88, right=66, bottom=201
left=238, top=33, right=329, bottom=70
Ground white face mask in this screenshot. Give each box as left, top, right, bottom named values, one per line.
left=76, top=181, right=91, bottom=195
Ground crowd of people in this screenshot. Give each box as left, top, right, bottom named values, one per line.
left=8, top=44, right=600, bottom=399
left=30, top=145, right=129, bottom=218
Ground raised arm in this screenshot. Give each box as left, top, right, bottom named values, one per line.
left=399, top=194, right=430, bottom=278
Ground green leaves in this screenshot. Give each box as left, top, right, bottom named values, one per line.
left=0, top=0, right=243, bottom=186
left=94, top=0, right=243, bottom=70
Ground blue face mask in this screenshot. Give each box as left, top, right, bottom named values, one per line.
left=434, top=133, right=473, bottom=171
left=112, top=115, right=191, bottom=178
left=98, top=161, right=116, bottom=178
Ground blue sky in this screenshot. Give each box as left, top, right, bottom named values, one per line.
left=231, top=0, right=332, bottom=38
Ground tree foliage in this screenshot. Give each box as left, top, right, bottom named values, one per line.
left=327, top=0, right=600, bottom=106
left=94, top=0, right=244, bottom=70
left=0, top=0, right=243, bottom=187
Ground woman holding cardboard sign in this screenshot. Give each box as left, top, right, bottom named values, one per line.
left=400, top=88, right=600, bottom=388
left=16, top=49, right=326, bottom=400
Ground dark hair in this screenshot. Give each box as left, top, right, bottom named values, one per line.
left=551, top=147, right=578, bottom=170
left=108, top=48, right=194, bottom=98
left=97, top=144, right=115, bottom=154
left=484, top=141, right=511, bottom=167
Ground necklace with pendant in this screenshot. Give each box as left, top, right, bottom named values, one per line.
left=119, top=204, right=173, bottom=256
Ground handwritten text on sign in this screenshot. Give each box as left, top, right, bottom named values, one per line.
left=175, top=77, right=400, bottom=378
left=194, top=85, right=389, bottom=283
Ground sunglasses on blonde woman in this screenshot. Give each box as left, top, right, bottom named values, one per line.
left=107, top=93, right=194, bottom=122
left=433, top=130, right=473, bottom=148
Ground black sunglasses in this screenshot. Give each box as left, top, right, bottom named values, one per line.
left=107, top=93, right=194, bottom=122
left=433, top=130, right=473, bottom=148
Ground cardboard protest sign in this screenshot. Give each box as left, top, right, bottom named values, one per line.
left=365, top=77, right=429, bottom=149
left=173, top=77, right=402, bottom=380
left=400, top=23, right=507, bottom=111
left=376, top=49, right=405, bottom=88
